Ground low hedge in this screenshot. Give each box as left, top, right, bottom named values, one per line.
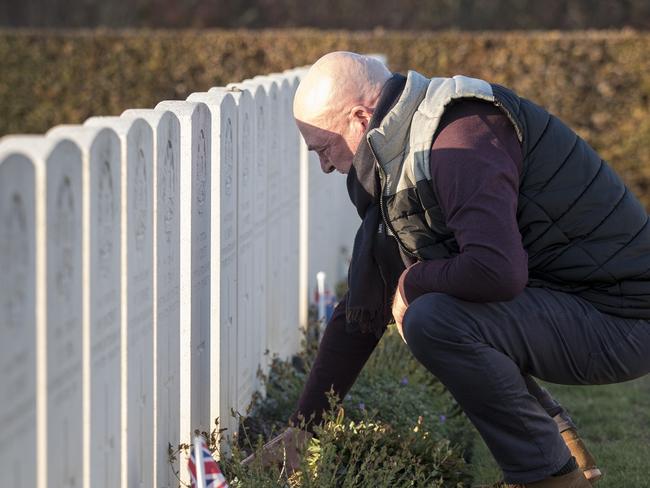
left=2, top=29, right=649, bottom=205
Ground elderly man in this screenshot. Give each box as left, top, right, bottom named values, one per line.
left=251, top=52, right=650, bottom=487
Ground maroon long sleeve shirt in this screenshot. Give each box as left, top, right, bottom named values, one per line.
left=291, top=99, right=526, bottom=429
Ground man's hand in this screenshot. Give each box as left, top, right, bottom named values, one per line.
left=241, top=427, right=312, bottom=475
left=392, top=284, right=408, bottom=343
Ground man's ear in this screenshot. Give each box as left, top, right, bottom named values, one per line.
left=349, top=105, right=373, bottom=130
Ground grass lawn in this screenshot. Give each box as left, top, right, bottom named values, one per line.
left=469, top=375, right=650, bottom=487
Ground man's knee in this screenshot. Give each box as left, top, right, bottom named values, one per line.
left=402, top=292, right=471, bottom=353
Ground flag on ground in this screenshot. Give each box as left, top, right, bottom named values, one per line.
left=188, top=435, right=229, bottom=488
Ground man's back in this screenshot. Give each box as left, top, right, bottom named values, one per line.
left=370, top=71, right=650, bottom=319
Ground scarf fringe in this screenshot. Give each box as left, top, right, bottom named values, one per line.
left=345, top=307, right=388, bottom=339
left=345, top=307, right=379, bottom=324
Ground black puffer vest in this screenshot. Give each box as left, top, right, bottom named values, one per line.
left=367, top=70, right=650, bottom=319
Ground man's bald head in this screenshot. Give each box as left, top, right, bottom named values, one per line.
left=293, top=52, right=392, bottom=174
left=294, top=51, right=392, bottom=129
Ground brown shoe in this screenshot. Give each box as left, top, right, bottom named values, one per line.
left=561, top=428, right=602, bottom=484
left=506, top=468, right=591, bottom=487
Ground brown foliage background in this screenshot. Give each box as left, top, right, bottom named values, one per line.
left=1, top=29, right=649, bottom=203
left=3, top=0, right=650, bottom=30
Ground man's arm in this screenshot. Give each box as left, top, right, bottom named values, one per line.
left=289, top=293, right=383, bottom=431
left=242, top=295, right=382, bottom=471
left=400, top=99, right=527, bottom=304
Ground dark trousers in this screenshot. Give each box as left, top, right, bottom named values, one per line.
left=402, top=287, right=650, bottom=484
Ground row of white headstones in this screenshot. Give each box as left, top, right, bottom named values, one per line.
left=0, top=66, right=358, bottom=488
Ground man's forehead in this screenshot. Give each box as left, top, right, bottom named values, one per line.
left=294, top=74, right=335, bottom=122
left=297, top=120, right=331, bottom=146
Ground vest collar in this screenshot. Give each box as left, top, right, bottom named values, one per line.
left=366, top=70, right=430, bottom=166
left=367, top=71, right=499, bottom=196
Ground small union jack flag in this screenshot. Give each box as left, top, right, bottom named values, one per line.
left=188, top=435, right=229, bottom=488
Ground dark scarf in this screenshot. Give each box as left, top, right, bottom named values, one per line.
left=345, top=73, right=409, bottom=338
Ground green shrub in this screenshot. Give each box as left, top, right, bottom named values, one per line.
left=174, top=320, right=473, bottom=487
left=220, top=401, right=470, bottom=487
left=299, top=404, right=470, bottom=487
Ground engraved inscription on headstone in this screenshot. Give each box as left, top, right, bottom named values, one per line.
left=156, top=109, right=181, bottom=488
left=124, top=119, right=154, bottom=488
left=45, top=138, right=83, bottom=488
left=98, top=158, right=115, bottom=280
left=242, top=113, right=251, bottom=189
left=222, top=116, right=236, bottom=249
left=191, top=108, right=211, bottom=436
left=86, top=114, right=157, bottom=488
left=247, top=86, right=270, bottom=389
left=83, top=127, right=122, bottom=488
left=3, top=193, right=28, bottom=328
left=273, top=75, right=301, bottom=360
left=220, top=108, right=238, bottom=442
left=228, top=82, right=271, bottom=392
left=225, top=121, right=234, bottom=198
left=163, top=138, right=176, bottom=246
left=192, top=89, right=240, bottom=443
left=156, top=100, right=211, bottom=458
left=0, top=149, right=37, bottom=488
left=55, top=176, right=75, bottom=300
left=123, top=108, right=181, bottom=488
left=134, top=146, right=148, bottom=253
left=257, top=105, right=265, bottom=179
left=197, top=128, right=208, bottom=215
left=228, top=88, right=255, bottom=413
left=220, top=111, right=240, bottom=420
left=248, top=77, right=283, bottom=364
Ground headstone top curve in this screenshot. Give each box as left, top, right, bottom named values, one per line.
left=0, top=135, right=80, bottom=164
left=155, top=100, right=209, bottom=120
left=47, top=124, right=119, bottom=149
left=84, top=116, right=152, bottom=137
left=122, top=108, right=178, bottom=128
left=223, top=82, right=267, bottom=100
left=186, top=91, right=237, bottom=110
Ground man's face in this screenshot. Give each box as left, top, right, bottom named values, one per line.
left=296, top=118, right=365, bottom=175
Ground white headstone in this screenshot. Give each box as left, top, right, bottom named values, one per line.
left=225, top=81, right=269, bottom=394
left=213, top=86, right=256, bottom=416
left=267, top=74, right=301, bottom=360
left=85, top=116, right=155, bottom=488
left=187, top=90, right=238, bottom=444
left=307, top=149, right=356, bottom=309
left=154, top=100, right=211, bottom=477
left=249, top=76, right=285, bottom=361
left=335, top=172, right=357, bottom=282
left=43, top=137, right=83, bottom=488
left=47, top=124, right=122, bottom=488
left=123, top=108, right=181, bottom=488
left=0, top=139, right=43, bottom=488
left=284, top=68, right=311, bottom=333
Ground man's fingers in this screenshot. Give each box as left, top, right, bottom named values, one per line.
left=240, top=432, right=286, bottom=467
left=396, top=321, right=406, bottom=343
left=240, top=428, right=312, bottom=469
left=391, top=290, right=408, bottom=343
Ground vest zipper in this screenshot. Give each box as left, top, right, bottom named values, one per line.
left=367, top=138, right=418, bottom=259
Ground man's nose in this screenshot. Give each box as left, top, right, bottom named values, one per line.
left=319, top=158, right=334, bottom=174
